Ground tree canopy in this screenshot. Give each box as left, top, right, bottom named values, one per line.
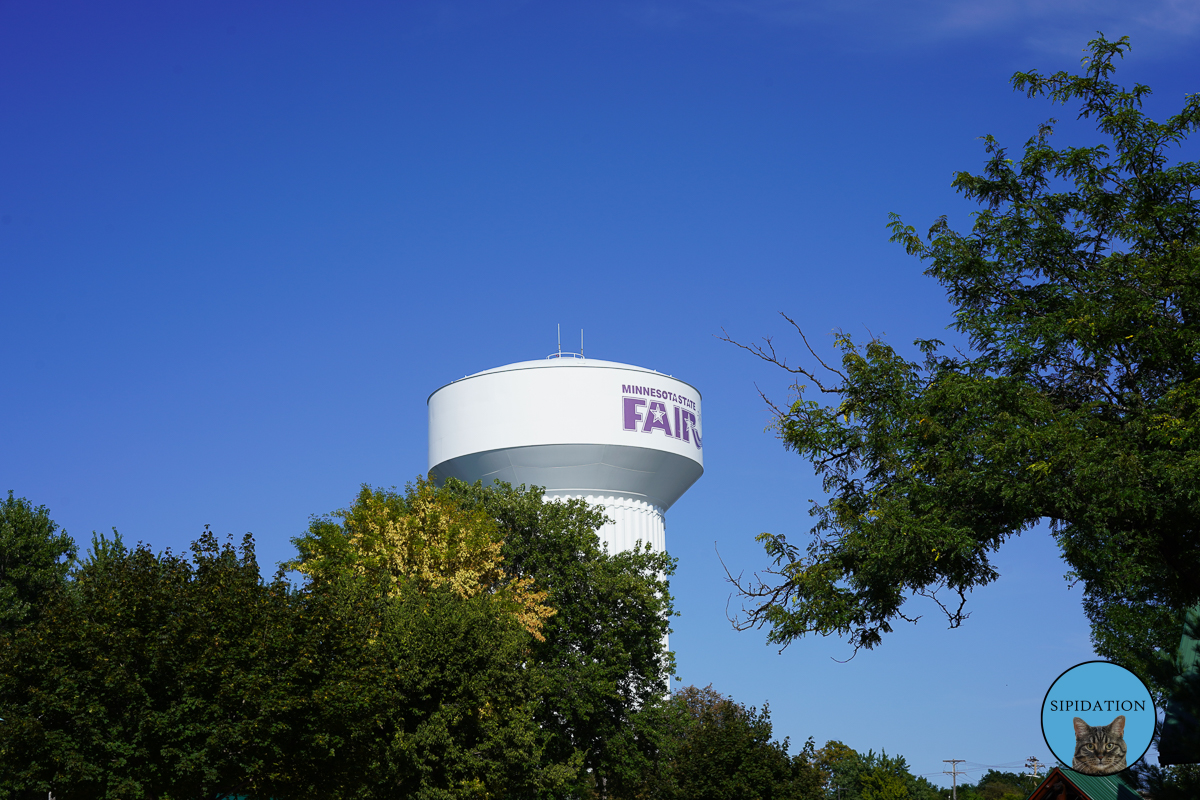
left=0, top=531, right=294, bottom=798
left=288, top=478, right=554, bottom=640
left=806, top=740, right=942, bottom=800
left=0, top=488, right=580, bottom=799
left=3, top=482, right=963, bottom=797
left=291, top=478, right=679, bottom=798
left=656, top=685, right=823, bottom=800
left=0, top=491, right=76, bottom=633
left=425, top=478, right=678, bottom=798
left=725, top=35, right=1200, bottom=690
left=938, top=770, right=1035, bottom=800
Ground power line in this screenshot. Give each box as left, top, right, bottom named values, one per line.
left=918, top=758, right=1049, bottom=779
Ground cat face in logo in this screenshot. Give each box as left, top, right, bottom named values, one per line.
left=1071, top=715, right=1127, bottom=776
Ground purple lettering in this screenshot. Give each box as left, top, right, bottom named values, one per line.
left=682, top=410, right=702, bottom=448
left=621, top=387, right=698, bottom=425
left=623, top=397, right=645, bottom=431
left=643, top=401, right=672, bottom=436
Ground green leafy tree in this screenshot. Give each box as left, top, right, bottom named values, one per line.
left=656, top=685, right=822, bottom=800
left=724, top=35, right=1200, bottom=692
left=813, top=740, right=860, bottom=798
left=942, top=770, right=1032, bottom=800
left=261, top=571, right=570, bottom=800
left=0, top=492, right=76, bottom=633
left=439, top=478, right=677, bottom=799
left=0, top=529, right=291, bottom=799
left=1128, top=762, right=1200, bottom=800
left=976, top=770, right=1033, bottom=800
left=814, top=742, right=940, bottom=800
left=285, top=482, right=593, bottom=798
left=3, top=512, right=567, bottom=799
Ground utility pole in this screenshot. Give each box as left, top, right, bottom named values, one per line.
left=1024, top=756, right=1045, bottom=793
left=943, top=759, right=965, bottom=800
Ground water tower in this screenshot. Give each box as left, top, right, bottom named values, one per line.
left=427, top=353, right=703, bottom=555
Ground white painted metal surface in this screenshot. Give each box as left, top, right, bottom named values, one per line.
left=428, top=357, right=703, bottom=555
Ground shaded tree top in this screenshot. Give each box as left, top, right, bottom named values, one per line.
left=0, top=492, right=76, bottom=633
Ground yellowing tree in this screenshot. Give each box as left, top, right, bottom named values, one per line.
left=290, top=479, right=555, bottom=641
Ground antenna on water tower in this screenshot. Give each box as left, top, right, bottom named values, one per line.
left=549, top=325, right=585, bottom=360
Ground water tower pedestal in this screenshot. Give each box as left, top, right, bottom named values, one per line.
left=546, top=492, right=665, bottom=554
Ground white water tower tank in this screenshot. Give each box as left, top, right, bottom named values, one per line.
left=428, top=355, right=703, bottom=555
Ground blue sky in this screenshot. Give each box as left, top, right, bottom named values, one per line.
left=3, top=0, right=1198, bottom=786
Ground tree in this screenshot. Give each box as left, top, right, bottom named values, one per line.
left=658, top=685, right=822, bottom=800
left=974, top=770, right=1032, bottom=800
left=434, top=479, right=678, bottom=799
left=289, top=478, right=554, bottom=640
left=286, top=480, right=593, bottom=798
left=2, top=512, right=567, bottom=799
left=0, top=530, right=292, bottom=799
left=812, top=740, right=940, bottom=800
left=1128, top=762, right=1200, bottom=800
left=0, top=491, right=76, bottom=633
left=296, top=478, right=679, bottom=797
left=723, top=35, right=1200, bottom=691
left=942, top=770, right=1032, bottom=800
left=261, top=571, right=569, bottom=800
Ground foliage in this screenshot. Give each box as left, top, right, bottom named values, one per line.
left=262, top=571, right=568, bottom=800
left=723, top=35, right=1200, bottom=685
left=439, top=478, right=677, bottom=799
left=1, top=519, right=566, bottom=799
left=0, top=491, right=76, bottom=633
left=652, top=685, right=823, bottom=800
left=1128, top=762, right=1200, bottom=800
left=0, top=529, right=290, bottom=799
left=938, top=770, right=1034, bottom=800
left=289, top=478, right=679, bottom=797
left=284, top=480, right=587, bottom=798
left=0, top=481, right=677, bottom=797
left=289, top=478, right=554, bottom=640
left=813, top=741, right=941, bottom=800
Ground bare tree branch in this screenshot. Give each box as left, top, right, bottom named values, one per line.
left=717, top=312, right=847, bottom=395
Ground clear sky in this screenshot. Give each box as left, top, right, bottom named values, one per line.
left=3, top=0, right=1198, bottom=787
